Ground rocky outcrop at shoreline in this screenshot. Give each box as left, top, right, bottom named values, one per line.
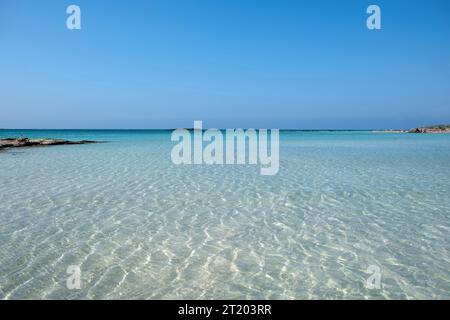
left=0, top=138, right=98, bottom=150
left=408, top=125, right=450, bottom=133
left=374, top=125, right=450, bottom=134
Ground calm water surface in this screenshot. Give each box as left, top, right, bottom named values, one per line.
left=0, top=130, right=449, bottom=299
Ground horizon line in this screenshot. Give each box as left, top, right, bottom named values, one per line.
left=0, top=128, right=397, bottom=132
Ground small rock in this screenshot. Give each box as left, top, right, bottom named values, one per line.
left=0, top=138, right=100, bottom=150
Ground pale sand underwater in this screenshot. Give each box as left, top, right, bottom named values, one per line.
left=0, top=130, right=449, bottom=299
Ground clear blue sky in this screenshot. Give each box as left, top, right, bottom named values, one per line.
left=1, top=0, right=449, bottom=129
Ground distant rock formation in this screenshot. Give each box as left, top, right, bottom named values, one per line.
left=0, top=138, right=98, bottom=150
left=408, top=125, right=450, bottom=133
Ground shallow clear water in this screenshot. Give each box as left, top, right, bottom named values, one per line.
left=0, top=130, right=449, bottom=299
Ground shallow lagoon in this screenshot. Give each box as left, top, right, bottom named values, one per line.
left=0, top=130, right=449, bottom=299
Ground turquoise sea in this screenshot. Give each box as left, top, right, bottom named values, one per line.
left=0, top=130, right=449, bottom=299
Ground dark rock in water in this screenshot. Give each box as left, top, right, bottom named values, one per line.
left=0, top=138, right=99, bottom=150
